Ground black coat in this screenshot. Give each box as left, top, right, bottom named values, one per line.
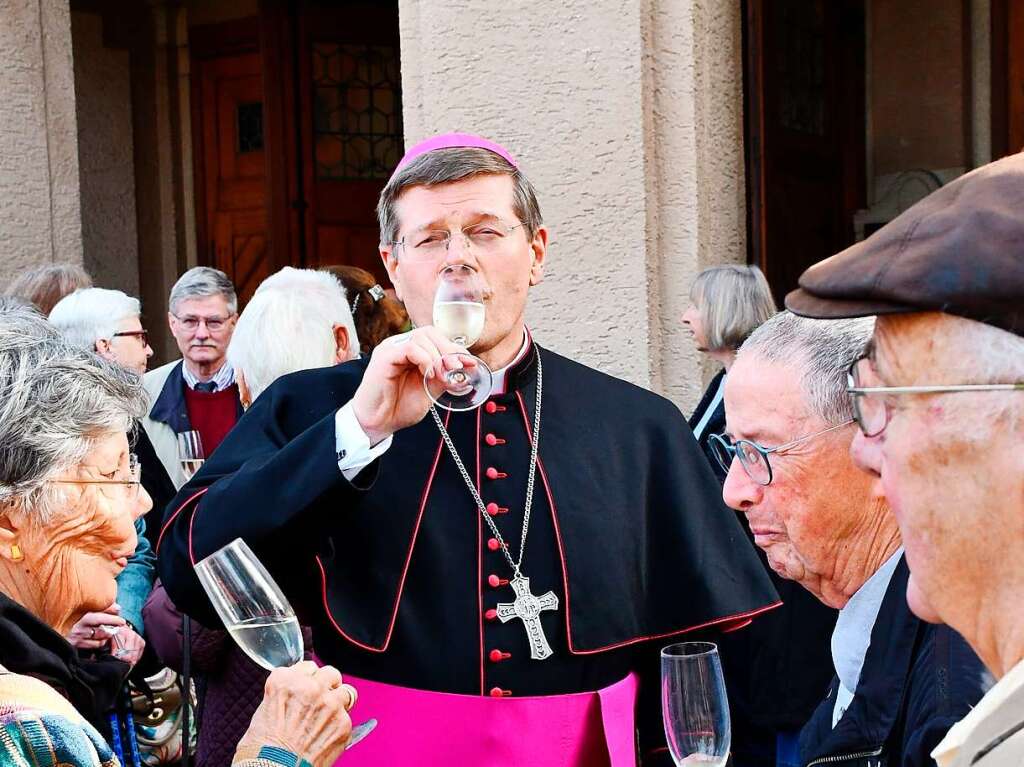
left=157, top=340, right=780, bottom=764
left=799, top=556, right=988, bottom=767
left=687, top=370, right=727, bottom=483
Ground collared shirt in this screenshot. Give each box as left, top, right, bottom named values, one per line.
left=831, top=547, right=904, bottom=727
left=334, top=331, right=530, bottom=481
left=182, top=361, right=235, bottom=392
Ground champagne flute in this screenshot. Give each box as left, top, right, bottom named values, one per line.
left=424, top=264, right=493, bottom=411
left=195, top=538, right=377, bottom=749
left=661, top=642, right=731, bottom=766
left=177, top=430, right=205, bottom=481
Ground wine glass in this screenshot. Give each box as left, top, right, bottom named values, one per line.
left=177, top=431, right=204, bottom=481
left=661, top=642, right=731, bottom=766
left=195, top=538, right=377, bottom=749
left=423, top=264, right=493, bottom=411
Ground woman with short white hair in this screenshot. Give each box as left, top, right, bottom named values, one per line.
left=49, top=288, right=153, bottom=376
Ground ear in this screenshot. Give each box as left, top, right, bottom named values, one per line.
left=381, top=245, right=403, bottom=303
left=332, top=324, right=351, bottom=363
left=0, top=507, right=22, bottom=563
left=236, top=371, right=252, bottom=410
left=167, top=311, right=176, bottom=332
left=528, top=226, right=548, bottom=287
left=94, top=338, right=117, bottom=364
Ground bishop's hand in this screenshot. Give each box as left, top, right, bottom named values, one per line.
left=350, top=326, right=476, bottom=445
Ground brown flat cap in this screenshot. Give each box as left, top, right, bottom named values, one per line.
left=786, top=152, right=1024, bottom=337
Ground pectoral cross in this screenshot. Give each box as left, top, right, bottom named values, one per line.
left=496, top=576, right=559, bottom=660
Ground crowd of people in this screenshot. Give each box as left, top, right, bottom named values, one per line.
left=0, top=133, right=1020, bottom=767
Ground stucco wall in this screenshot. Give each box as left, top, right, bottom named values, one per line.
left=0, top=0, right=83, bottom=286
left=71, top=11, right=140, bottom=295
left=398, top=0, right=746, bottom=412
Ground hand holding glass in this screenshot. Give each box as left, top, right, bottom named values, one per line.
left=662, top=642, right=731, bottom=766
left=194, top=539, right=376, bottom=749
left=423, top=264, right=493, bottom=411
left=177, top=430, right=204, bottom=480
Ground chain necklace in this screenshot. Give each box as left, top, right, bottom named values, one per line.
left=430, top=352, right=559, bottom=660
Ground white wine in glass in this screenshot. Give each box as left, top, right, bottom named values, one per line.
left=195, top=539, right=377, bottom=749
left=177, top=430, right=205, bottom=480
left=424, top=264, right=493, bottom=411
left=662, top=642, right=731, bottom=767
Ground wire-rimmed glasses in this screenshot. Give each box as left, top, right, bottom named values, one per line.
left=708, top=421, right=854, bottom=486
left=52, top=453, right=143, bottom=500
left=390, top=218, right=524, bottom=262
left=847, top=356, right=1024, bottom=437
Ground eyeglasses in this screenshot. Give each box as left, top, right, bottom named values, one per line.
left=173, top=314, right=233, bottom=332
left=390, top=219, right=525, bottom=261
left=847, top=356, right=1024, bottom=437
left=708, top=421, right=854, bottom=486
left=112, top=329, right=149, bottom=346
left=51, top=454, right=143, bottom=501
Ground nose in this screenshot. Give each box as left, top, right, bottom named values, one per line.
left=849, top=429, right=882, bottom=477
left=194, top=323, right=211, bottom=340
left=145, top=344, right=154, bottom=358
left=133, top=484, right=153, bottom=520
left=722, top=457, right=763, bottom=511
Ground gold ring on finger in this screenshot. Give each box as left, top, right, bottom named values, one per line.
left=340, top=683, right=358, bottom=712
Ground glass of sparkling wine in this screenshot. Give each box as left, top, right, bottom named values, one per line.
left=177, top=430, right=205, bottom=481
left=424, top=263, right=493, bottom=411
left=661, top=642, right=731, bottom=767
left=195, top=538, right=377, bottom=749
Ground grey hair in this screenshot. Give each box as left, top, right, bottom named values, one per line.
left=168, top=267, right=238, bottom=316
left=0, top=307, right=148, bottom=522
left=690, top=264, right=777, bottom=351
left=2, top=263, right=92, bottom=315
left=739, top=311, right=876, bottom=425
left=228, top=267, right=358, bottom=402
left=48, top=288, right=141, bottom=352
left=376, top=147, right=543, bottom=247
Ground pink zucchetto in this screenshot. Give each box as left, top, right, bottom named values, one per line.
left=390, top=133, right=519, bottom=182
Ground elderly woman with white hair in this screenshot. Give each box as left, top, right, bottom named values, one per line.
left=0, top=307, right=354, bottom=766
left=145, top=266, right=358, bottom=767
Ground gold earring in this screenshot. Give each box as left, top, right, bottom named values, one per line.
left=10, top=543, right=23, bottom=562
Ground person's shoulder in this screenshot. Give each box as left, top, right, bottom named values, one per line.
left=256, top=356, right=370, bottom=417
left=143, top=359, right=181, bottom=393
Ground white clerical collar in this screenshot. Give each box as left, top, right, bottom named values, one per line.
left=182, top=361, right=235, bottom=392
left=490, top=331, right=531, bottom=394
left=831, top=547, right=904, bottom=727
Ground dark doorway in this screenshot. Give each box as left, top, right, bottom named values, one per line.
left=743, top=0, right=867, bottom=307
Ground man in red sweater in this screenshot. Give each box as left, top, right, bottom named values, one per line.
left=142, top=267, right=242, bottom=495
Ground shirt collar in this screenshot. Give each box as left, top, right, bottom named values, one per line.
left=490, top=330, right=530, bottom=394
left=182, top=361, right=235, bottom=392
left=831, top=547, right=904, bottom=696
left=933, top=658, right=1020, bottom=766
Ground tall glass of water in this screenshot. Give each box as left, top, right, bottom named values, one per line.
left=661, top=642, right=731, bottom=766
left=195, top=538, right=376, bottom=748
left=177, top=430, right=205, bottom=481
left=423, top=264, right=493, bottom=411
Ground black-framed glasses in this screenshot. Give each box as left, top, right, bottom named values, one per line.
left=50, top=454, right=143, bottom=501
left=172, top=314, right=233, bottom=332
left=847, top=356, right=1024, bottom=437
left=390, top=219, right=524, bottom=261
left=708, top=421, right=854, bottom=486
left=112, top=329, right=149, bottom=346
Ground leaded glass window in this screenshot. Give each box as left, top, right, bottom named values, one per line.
left=313, top=43, right=403, bottom=179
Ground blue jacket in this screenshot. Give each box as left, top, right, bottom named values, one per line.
left=115, top=517, right=155, bottom=633
left=799, top=556, right=988, bottom=767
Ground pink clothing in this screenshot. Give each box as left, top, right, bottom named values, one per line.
left=337, top=673, right=638, bottom=767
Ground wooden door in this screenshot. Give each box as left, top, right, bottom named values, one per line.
left=744, top=0, right=866, bottom=306
left=194, top=51, right=271, bottom=304
left=992, top=0, right=1024, bottom=157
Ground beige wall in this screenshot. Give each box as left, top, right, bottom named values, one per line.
left=398, top=0, right=746, bottom=412
left=71, top=11, right=140, bottom=296
left=0, top=0, right=83, bottom=286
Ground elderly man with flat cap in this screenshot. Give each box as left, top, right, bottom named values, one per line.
left=159, top=133, right=779, bottom=765
left=787, top=151, right=1024, bottom=767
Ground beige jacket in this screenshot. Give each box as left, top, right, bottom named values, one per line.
left=142, top=360, right=190, bottom=490
left=933, top=658, right=1024, bottom=767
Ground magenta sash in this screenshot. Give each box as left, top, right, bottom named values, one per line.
left=335, top=672, right=639, bottom=767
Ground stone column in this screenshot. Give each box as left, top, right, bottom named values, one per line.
left=0, top=0, right=84, bottom=285
left=398, top=0, right=746, bottom=411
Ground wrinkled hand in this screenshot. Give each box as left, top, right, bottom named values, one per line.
left=350, top=326, right=474, bottom=444
left=234, top=662, right=354, bottom=766
left=67, top=604, right=126, bottom=652
left=110, top=626, right=146, bottom=665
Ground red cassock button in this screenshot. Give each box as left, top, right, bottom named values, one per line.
left=485, top=608, right=498, bottom=621
left=487, top=538, right=501, bottom=552
left=485, top=401, right=498, bottom=414
left=486, top=502, right=500, bottom=516
left=489, top=649, right=511, bottom=663
left=487, top=574, right=508, bottom=588
left=486, top=467, right=507, bottom=480
left=489, top=687, right=512, bottom=697
left=485, top=433, right=504, bottom=446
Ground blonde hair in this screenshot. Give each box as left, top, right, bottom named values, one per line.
left=690, top=264, right=776, bottom=351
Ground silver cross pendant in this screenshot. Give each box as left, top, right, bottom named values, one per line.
left=496, top=576, right=559, bottom=660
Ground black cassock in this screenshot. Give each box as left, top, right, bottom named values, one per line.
left=157, top=338, right=779, bottom=764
